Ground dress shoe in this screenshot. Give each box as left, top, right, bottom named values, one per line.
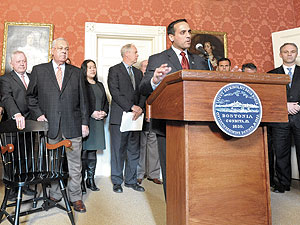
left=125, top=183, right=145, bottom=192
left=23, top=187, right=36, bottom=196
left=272, top=183, right=286, bottom=193
left=7, top=191, right=17, bottom=202
left=137, top=179, right=142, bottom=184
left=50, top=196, right=62, bottom=203
left=285, top=186, right=291, bottom=191
left=147, top=178, right=163, bottom=185
left=71, top=200, right=86, bottom=213
left=113, top=184, right=123, bottom=193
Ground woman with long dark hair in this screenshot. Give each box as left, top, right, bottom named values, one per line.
left=81, top=59, right=109, bottom=193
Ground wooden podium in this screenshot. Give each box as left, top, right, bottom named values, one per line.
left=146, top=70, right=290, bottom=225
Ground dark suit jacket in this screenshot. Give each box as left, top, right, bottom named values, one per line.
left=108, top=62, right=146, bottom=125
left=140, top=48, right=209, bottom=96
left=139, top=48, right=209, bottom=135
left=268, top=65, right=300, bottom=127
left=85, top=81, right=109, bottom=116
left=0, top=71, right=31, bottom=120
left=26, top=61, right=89, bottom=139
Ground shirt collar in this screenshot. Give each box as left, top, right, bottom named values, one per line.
left=171, top=45, right=188, bottom=57
left=52, top=60, right=65, bottom=70
left=283, top=64, right=296, bottom=74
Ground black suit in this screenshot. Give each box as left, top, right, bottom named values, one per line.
left=0, top=71, right=32, bottom=173
left=139, top=48, right=209, bottom=197
left=0, top=71, right=30, bottom=120
left=268, top=65, right=300, bottom=189
left=108, top=62, right=146, bottom=185
left=27, top=61, right=89, bottom=202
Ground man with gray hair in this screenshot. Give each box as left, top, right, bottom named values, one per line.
left=108, top=44, right=146, bottom=193
left=27, top=38, right=89, bottom=212
left=0, top=50, right=35, bottom=199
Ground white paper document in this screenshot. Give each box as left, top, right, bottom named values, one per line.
left=120, top=112, right=144, bottom=132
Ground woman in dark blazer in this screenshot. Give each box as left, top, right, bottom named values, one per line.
left=81, top=59, right=109, bottom=193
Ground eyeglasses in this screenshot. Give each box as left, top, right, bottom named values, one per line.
left=55, top=47, right=69, bottom=52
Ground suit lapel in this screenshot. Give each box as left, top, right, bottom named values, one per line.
left=11, top=71, right=27, bottom=90
left=132, top=66, right=141, bottom=89
left=291, top=65, right=300, bottom=89
left=61, top=64, right=71, bottom=92
left=120, top=63, right=134, bottom=90
left=46, top=62, right=61, bottom=90
left=167, top=48, right=182, bottom=71
left=187, top=51, right=196, bottom=69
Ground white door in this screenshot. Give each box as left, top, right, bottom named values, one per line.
left=85, top=22, right=166, bottom=176
left=272, top=28, right=300, bottom=179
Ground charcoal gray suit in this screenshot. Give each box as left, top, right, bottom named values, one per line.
left=139, top=47, right=209, bottom=197
left=0, top=71, right=31, bottom=119
left=108, top=62, right=146, bottom=185
left=27, top=61, right=89, bottom=202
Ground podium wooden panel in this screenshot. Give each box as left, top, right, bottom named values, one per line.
left=147, top=70, right=290, bottom=225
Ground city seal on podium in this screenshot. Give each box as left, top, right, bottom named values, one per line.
left=213, top=83, right=262, bottom=138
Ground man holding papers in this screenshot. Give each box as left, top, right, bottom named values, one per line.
left=108, top=44, right=146, bottom=193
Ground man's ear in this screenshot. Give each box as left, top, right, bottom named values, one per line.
left=168, top=34, right=174, bottom=43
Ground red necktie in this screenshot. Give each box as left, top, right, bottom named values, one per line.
left=180, top=52, right=190, bottom=69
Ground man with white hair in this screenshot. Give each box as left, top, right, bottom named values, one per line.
left=108, top=44, right=146, bottom=193
left=0, top=50, right=35, bottom=199
left=27, top=38, right=89, bottom=212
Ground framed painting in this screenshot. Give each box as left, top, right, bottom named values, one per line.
left=1, top=22, right=53, bottom=75
left=189, top=31, right=227, bottom=70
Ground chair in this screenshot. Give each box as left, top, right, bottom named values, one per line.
left=0, top=119, right=75, bottom=225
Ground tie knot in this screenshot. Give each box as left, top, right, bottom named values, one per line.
left=180, top=52, right=186, bottom=57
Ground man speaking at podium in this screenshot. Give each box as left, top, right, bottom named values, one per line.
left=139, top=19, right=208, bottom=198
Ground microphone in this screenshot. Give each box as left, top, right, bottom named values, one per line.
left=195, top=43, right=208, bottom=56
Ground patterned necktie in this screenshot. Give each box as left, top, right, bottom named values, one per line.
left=180, top=52, right=190, bottom=69
left=128, top=66, right=136, bottom=90
left=20, top=74, right=27, bottom=89
left=287, top=67, right=293, bottom=87
left=56, top=65, right=62, bottom=90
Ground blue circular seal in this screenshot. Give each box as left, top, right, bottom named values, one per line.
left=213, top=83, right=262, bottom=138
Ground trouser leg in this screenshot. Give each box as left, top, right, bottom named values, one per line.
left=110, top=124, right=125, bottom=185
left=137, top=131, right=147, bottom=179
left=124, top=131, right=140, bottom=185
left=147, top=132, right=161, bottom=179
left=156, top=134, right=166, bottom=199
left=272, top=125, right=292, bottom=187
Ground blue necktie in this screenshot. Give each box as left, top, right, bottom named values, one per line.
left=287, top=68, right=293, bottom=87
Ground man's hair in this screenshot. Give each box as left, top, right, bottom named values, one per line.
left=121, top=44, right=134, bottom=57
left=167, top=19, right=188, bottom=35
left=280, top=43, right=298, bottom=52
left=10, top=50, right=26, bottom=62
left=242, top=63, right=257, bottom=72
left=52, top=37, right=67, bottom=49
left=217, top=57, right=231, bottom=66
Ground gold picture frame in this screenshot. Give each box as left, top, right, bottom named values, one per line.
left=189, top=30, right=227, bottom=70
left=1, top=22, right=53, bottom=75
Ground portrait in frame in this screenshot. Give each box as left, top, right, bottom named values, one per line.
left=1, top=22, right=53, bottom=75
left=189, top=31, right=227, bottom=71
